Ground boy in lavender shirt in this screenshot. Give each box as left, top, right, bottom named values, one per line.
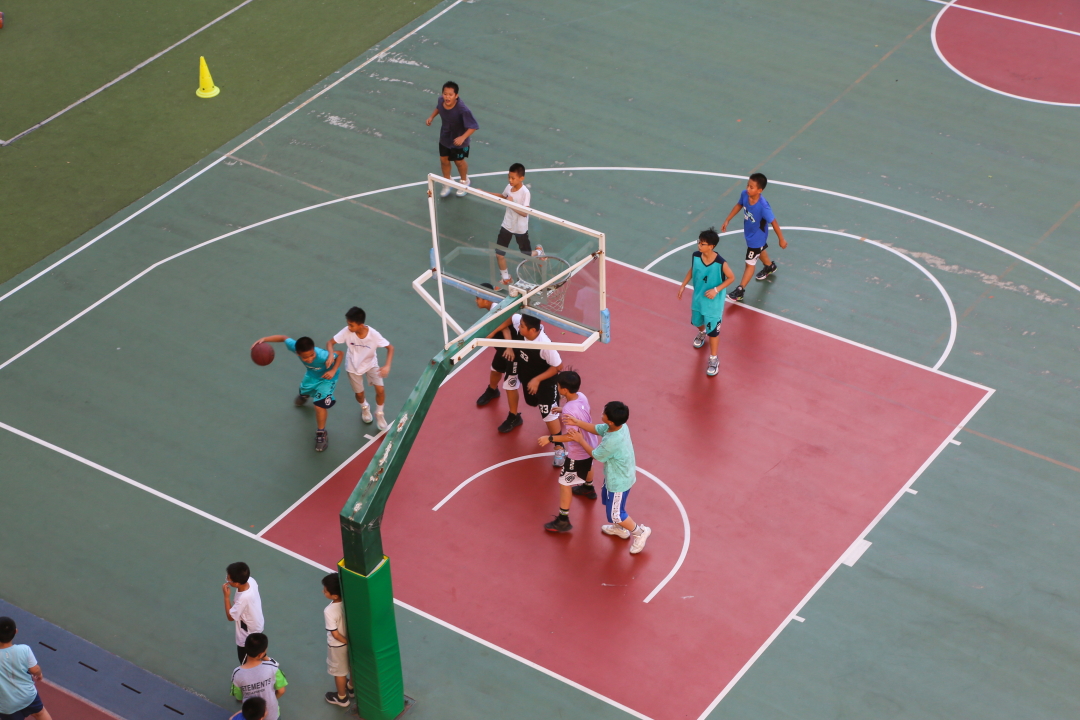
left=538, top=371, right=599, bottom=533
left=425, top=80, right=479, bottom=197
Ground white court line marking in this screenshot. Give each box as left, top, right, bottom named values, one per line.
left=950, top=438, right=962, bottom=445
left=927, top=0, right=1080, bottom=39
left=0, top=0, right=465, bottom=305
left=645, top=228, right=959, bottom=371
left=611, top=257, right=987, bottom=392
left=364, top=434, right=377, bottom=440
left=0, top=419, right=653, bottom=720
left=791, top=615, right=805, bottom=623
left=431, top=454, right=691, bottom=604
left=694, top=386, right=995, bottom=720
left=0, top=0, right=259, bottom=147
left=928, top=0, right=1080, bottom=107
left=906, top=488, right=919, bottom=494
left=6, top=166, right=1066, bottom=380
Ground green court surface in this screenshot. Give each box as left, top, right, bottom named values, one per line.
left=2, top=0, right=1080, bottom=718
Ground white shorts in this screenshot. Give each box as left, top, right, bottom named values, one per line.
left=327, top=643, right=349, bottom=677
left=348, top=368, right=384, bottom=393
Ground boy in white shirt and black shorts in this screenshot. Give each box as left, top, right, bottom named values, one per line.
left=481, top=163, right=532, bottom=286
left=327, top=307, right=395, bottom=431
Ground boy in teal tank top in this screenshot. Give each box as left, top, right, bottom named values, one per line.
left=678, top=227, right=734, bottom=376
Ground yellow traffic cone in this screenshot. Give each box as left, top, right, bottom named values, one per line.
left=196, top=56, right=220, bottom=98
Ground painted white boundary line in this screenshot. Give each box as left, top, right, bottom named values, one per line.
left=0, top=0, right=465, bottom=306
left=645, top=228, right=959, bottom=370
left=927, top=0, right=1080, bottom=39
left=0, top=0, right=260, bottom=147
left=928, top=0, right=1080, bottom=107
left=610, top=257, right=988, bottom=392
left=693, top=386, right=995, bottom=720
left=391, top=599, right=655, bottom=720
left=431, top=453, right=691, bottom=604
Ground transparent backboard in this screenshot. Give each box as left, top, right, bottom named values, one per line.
left=430, top=175, right=605, bottom=336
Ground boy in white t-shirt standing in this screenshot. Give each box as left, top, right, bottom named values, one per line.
left=223, top=562, right=265, bottom=664
left=482, top=163, right=532, bottom=285
left=321, top=574, right=353, bottom=708
left=327, top=307, right=394, bottom=431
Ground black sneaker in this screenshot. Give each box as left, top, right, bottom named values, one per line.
left=476, top=386, right=500, bottom=406
left=315, top=429, right=329, bottom=452
left=325, top=691, right=350, bottom=707
left=294, top=394, right=308, bottom=407
left=729, top=285, right=745, bottom=302
left=544, top=515, right=573, bottom=533
left=572, top=483, right=597, bottom=500
left=755, top=262, right=777, bottom=281
left=497, top=413, right=523, bottom=434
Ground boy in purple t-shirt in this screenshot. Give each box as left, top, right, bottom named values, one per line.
left=538, top=371, right=599, bottom=533
left=425, top=80, right=479, bottom=198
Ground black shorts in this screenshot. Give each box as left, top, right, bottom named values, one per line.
left=559, top=456, right=593, bottom=487
left=745, top=243, right=769, bottom=263
left=521, top=376, right=559, bottom=419
left=490, top=347, right=514, bottom=375
left=303, top=393, right=336, bottom=410
left=495, top=227, right=532, bottom=257
left=439, top=143, right=470, bottom=162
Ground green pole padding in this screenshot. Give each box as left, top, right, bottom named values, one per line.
left=339, top=558, right=404, bottom=720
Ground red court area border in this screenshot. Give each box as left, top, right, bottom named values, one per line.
left=265, top=260, right=992, bottom=720
left=933, top=0, right=1080, bottom=105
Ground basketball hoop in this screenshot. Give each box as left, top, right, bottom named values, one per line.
left=509, top=254, right=572, bottom=313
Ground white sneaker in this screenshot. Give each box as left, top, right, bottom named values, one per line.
left=361, top=404, right=373, bottom=424
left=455, top=179, right=470, bottom=197
left=601, top=524, right=631, bottom=539
left=629, top=525, right=652, bottom=554
left=375, top=411, right=388, bottom=431
left=439, top=183, right=453, bottom=198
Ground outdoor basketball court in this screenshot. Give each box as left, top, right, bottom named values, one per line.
left=2, top=0, right=1080, bottom=719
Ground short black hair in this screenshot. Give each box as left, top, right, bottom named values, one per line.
left=442, top=80, right=459, bottom=94
left=749, top=172, right=768, bottom=190
left=509, top=163, right=526, bottom=176
left=604, top=401, right=629, bottom=426
left=242, top=697, right=267, bottom=720
left=480, top=282, right=495, bottom=290
left=294, top=337, right=315, bottom=354
left=0, top=617, right=15, bottom=644
left=226, top=562, right=250, bottom=584
left=519, top=315, right=541, bottom=332
left=322, top=573, right=341, bottom=598
left=244, top=632, right=268, bottom=658
left=698, top=227, right=720, bottom=246
left=557, top=370, right=581, bottom=393
left=345, top=306, right=366, bottom=325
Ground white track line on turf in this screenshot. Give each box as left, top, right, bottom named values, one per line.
left=928, top=0, right=1080, bottom=107
left=694, top=386, right=995, bottom=720
left=0, top=0, right=260, bottom=147
left=391, top=598, right=655, bottom=720
left=257, top=429, right=388, bottom=537
left=0, top=417, right=651, bottom=720
left=0, top=0, right=465, bottom=305
left=432, top=453, right=691, bottom=604
left=610, top=257, right=987, bottom=392
left=644, top=228, right=958, bottom=370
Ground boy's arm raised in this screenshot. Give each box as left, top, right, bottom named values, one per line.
left=719, top=203, right=743, bottom=233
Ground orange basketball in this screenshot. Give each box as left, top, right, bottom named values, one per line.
left=251, top=342, right=274, bottom=366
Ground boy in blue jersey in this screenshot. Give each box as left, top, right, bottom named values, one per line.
left=678, top=227, right=735, bottom=376
left=564, top=401, right=652, bottom=554
left=720, top=173, right=788, bottom=302
left=252, top=335, right=343, bottom=452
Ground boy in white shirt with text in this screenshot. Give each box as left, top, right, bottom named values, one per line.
left=327, top=307, right=394, bottom=431
left=482, top=163, right=532, bottom=285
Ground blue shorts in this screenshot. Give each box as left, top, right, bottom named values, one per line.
left=0, top=693, right=44, bottom=720
left=602, top=485, right=630, bottom=524
left=690, top=310, right=722, bottom=337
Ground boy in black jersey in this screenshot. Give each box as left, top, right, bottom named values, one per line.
left=498, top=315, right=565, bottom=466
left=474, top=284, right=522, bottom=409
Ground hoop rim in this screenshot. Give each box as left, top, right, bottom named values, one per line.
left=515, top=254, right=572, bottom=288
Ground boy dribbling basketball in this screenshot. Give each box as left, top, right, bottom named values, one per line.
left=252, top=335, right=343, bottom=451
left=677, top=227, right=734, bottom=376
left=720, top=172, right=788, bottom=302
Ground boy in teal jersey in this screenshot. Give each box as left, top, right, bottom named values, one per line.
left=678, top=227, right=734, bottom=376
left=252, top=335, right=343, bottom=452
left=565, top=401, right=652, bottom=554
